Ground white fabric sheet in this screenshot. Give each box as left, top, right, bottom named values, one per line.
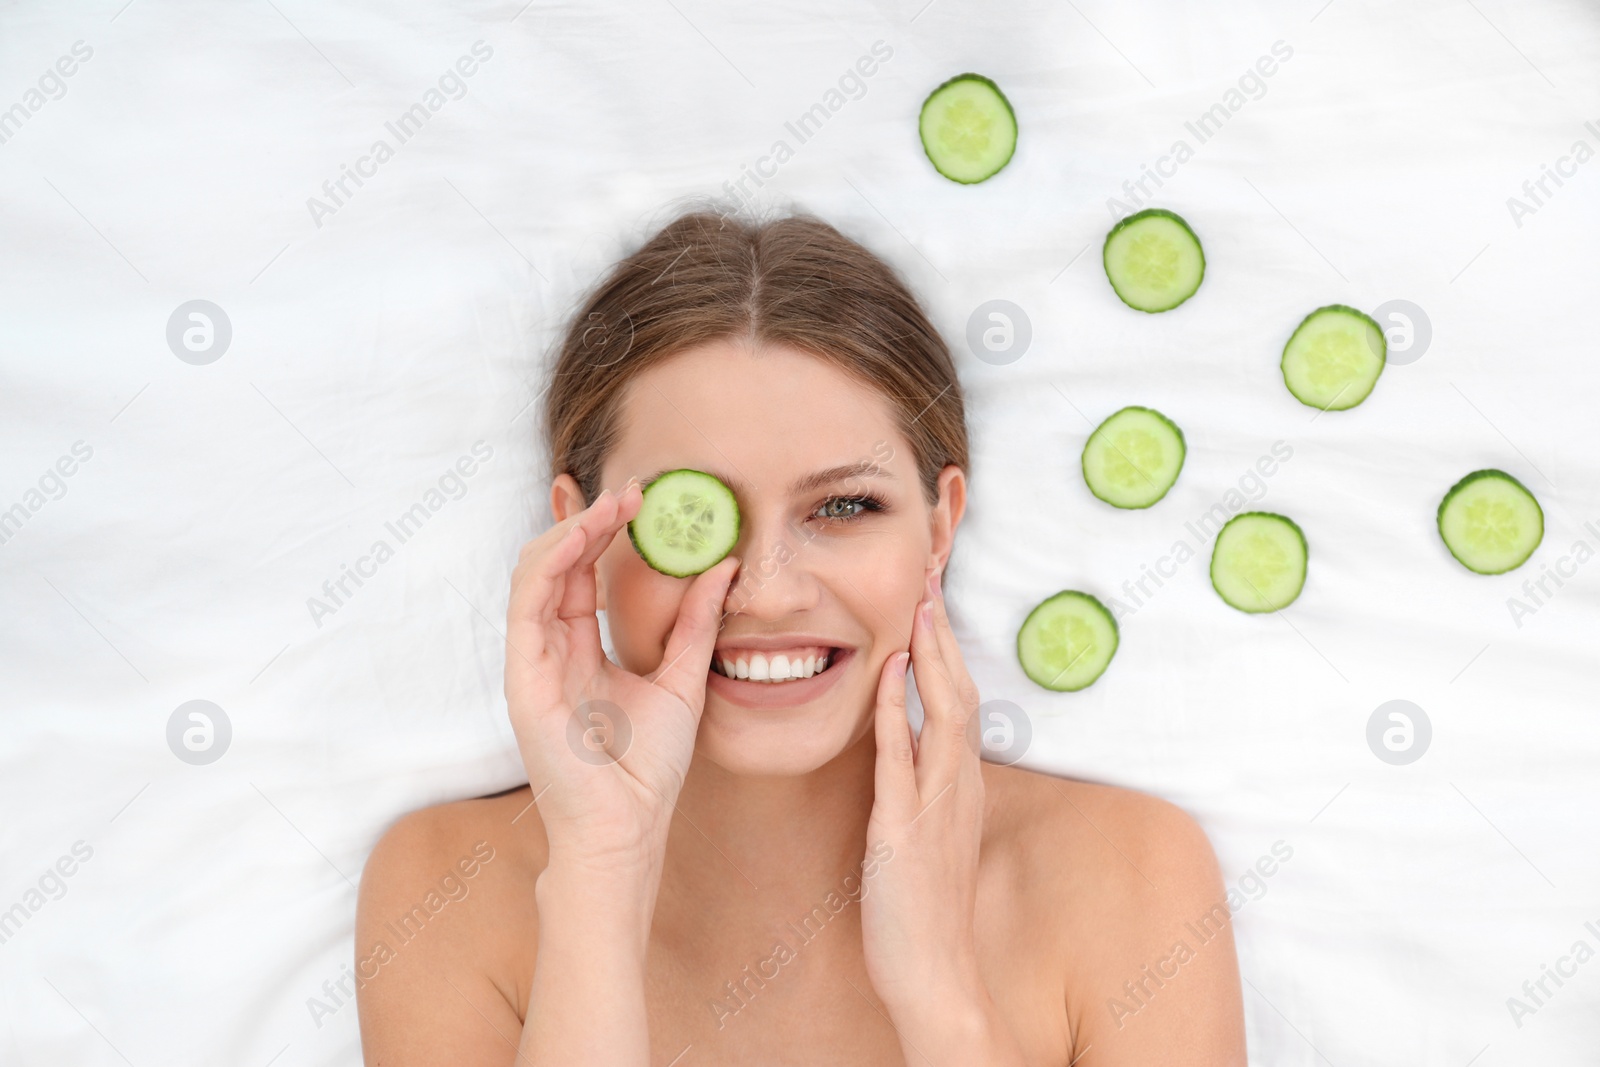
left=2, top=0, right=1597, bottom=1063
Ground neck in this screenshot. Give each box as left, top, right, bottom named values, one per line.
left=661, top=727, right=878, bottom=922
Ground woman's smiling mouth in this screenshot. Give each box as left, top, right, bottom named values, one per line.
left=710, top=646, right=837, bottom=682
left=705, top=637, right=855, bottom=707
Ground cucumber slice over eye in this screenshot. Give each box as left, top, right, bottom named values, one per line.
left=1102, top=209, right=1206, bottom=312
left=1437, top=469, right=1544, bottom=575
left=1082, top=405, right=1187, bottom=509
left=919, top=73, right=1017, bottom=184
left=1210, top=512, right=1308, bottom=613
left=1281, top=305, right=1386, bottom=411
left=1016, top=591, right=1119, bottom=692
left=626, top=469, right=741, bottom=578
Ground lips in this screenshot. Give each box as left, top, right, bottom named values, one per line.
left=705, top=640, right=854, bottom=709
left=710, top=646, right=836, bottom=682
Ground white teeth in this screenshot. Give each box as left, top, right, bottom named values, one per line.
left=713, top=648, right=838, bottom=682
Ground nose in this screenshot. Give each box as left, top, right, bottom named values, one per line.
left=723, top=506, right=819, bottom=619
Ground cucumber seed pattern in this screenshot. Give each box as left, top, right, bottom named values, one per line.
left=1037, top=613, right=1097, bottom=684
left=1301, top=331, right=1364, bottom=395
left=1122, top=231, right=1181, bottom=291
left=654, top=491, right=717, bottom=554
left=1102, top=429, right=1164, bottom=491
left=1462, top=496, right=1519, bottom=555
left=1232, top=529, right=1291, bottom=603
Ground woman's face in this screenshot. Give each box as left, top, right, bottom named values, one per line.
left=554, top=337, right=965, bottom=777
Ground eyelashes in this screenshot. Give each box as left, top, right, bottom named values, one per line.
left=812, top=492, right=889, bottom=524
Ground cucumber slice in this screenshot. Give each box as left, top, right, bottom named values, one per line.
left=1210, top=512, right=1308, bottom=613
left=1016, top=591, right=1118, bottom=692
left=1081, top=405, right=1186, bottom=509
left=1281, top=305, right=1386, bottom=411
left=919, top=74, right=1017, bottom=184
left=1102, top=209, right=1205, bottom=312
left=626, top=469, right=740, bottom=578
left=1437, top=469, right=1543, bottom=574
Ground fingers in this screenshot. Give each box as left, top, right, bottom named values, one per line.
left=871, top=650, right=915, bottom=818
left=926, top=570, right=976, bottom=705
left=926, top=570, right=982, bottom=736
left=649, top=554, right=741, bottom=710
left=507, top=522, right=589, bottom=658
left=908, top=573, right=981, bottom=793
left=556, top=483, right=640, bottom=622
left=569, top=480, right=642, bottom=574
left=906, top=594, right=960, bottom=793
left=505, top=483, right=638, bottom=687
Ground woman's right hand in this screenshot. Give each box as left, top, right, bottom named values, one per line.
left=504, top=480, right=739, bottom=880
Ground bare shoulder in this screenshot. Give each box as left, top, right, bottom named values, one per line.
left=979, top=763, right=1246, bottom=1065
left=354, top=786, right=547, bottom=1063
left=360, top=784, right=548, bottom=887
left=980, top=763, right=1220, bottom=899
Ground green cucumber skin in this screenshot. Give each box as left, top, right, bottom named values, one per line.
left=624, top=522, right=662, bottom=574
left=1436, top=468, right=1544, bottom=575
left=626, top=468, right=742, bottom=579
left=1102, top=208, right=1206, bottom=313
left=1015, top=590, right=1119, bottom=692
left=1081, top=405, right=1187, bottom=510
left=1279, top=304, right=1386, bottom=411
left=919, top=72, right=1017, bottom=184
left=1209, top=511, right=1309, bottom=614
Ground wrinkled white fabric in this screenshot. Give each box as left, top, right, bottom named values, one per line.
left=1, top=1, right=1596, bottom=1063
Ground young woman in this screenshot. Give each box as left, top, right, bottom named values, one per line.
left=355, top=208, right=1246, bottom=1065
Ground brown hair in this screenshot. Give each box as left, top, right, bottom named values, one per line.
left=543, top=204, right=968, bottom=509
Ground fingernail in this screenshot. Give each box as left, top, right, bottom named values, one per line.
left=931, top=568, right=943, bottom=598
left=894, top=651, right=910, bottom=677
left=918, top=600, right=933, bottom=629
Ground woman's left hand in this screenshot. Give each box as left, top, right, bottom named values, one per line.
left=860, top=571, right=1028, bottom=1066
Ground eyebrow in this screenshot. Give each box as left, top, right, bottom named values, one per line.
left=640, top=461, right=894, bottom=498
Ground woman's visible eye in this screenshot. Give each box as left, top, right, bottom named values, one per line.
left=812, top=493, right=887, bottom=523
